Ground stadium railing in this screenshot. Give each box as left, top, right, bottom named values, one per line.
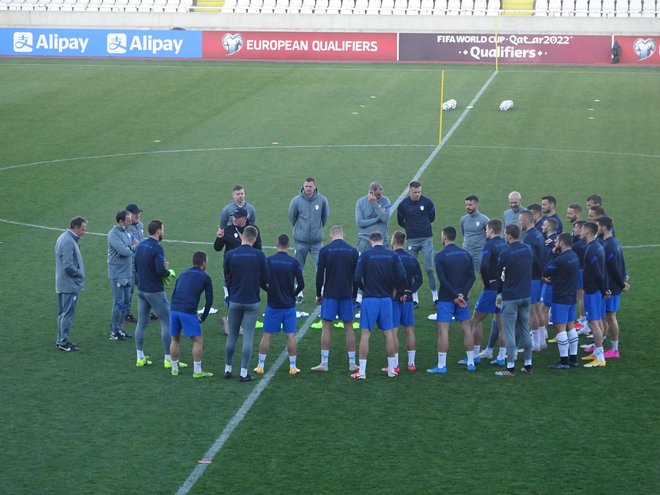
left=0, top=0, right=657, bottom=16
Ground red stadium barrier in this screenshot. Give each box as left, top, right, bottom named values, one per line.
left=202, top=31, right=398, bottom=61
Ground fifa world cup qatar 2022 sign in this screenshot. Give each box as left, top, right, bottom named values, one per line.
left=398, top=33, right=660, bottom=65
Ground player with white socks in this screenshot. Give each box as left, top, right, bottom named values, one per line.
left=312, top=226, right=360, bottom=372
left=254, top=234, right=304, bottom=376
left=427, top=227, right=476, bottom=375
left=352, top=232, right=406, bottom=380
left=542, top=233, right=580, bottom=369
left=580, top=222, right=608, bottom=368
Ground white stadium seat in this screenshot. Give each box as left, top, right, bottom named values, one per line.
left=641, top=0, right=656, bottom=16
left=574, top=0, right=588, bottom=15
left=486, top=0, right=499, bottom=14
left=615, top=0, right=629, bottom=15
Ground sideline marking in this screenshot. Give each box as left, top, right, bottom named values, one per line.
left=174, top=69, right=500, bottom=495
left=0, top=144, right=433, bottom=173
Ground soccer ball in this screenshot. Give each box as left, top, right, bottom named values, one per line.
left=499, top=100, right=514, bottom=111
left=442, top=99, right=457, bottom=111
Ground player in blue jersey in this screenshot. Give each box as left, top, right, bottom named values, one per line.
left=390, top=231, right=423, bottom=373
left=597, top=216, right=629, bottom=359
left=254, top=234, right=304, bottom=376
left=540, top=195, right=564, bottom=234
left=134, top=220, right=185, bottom=370
left=519, top=211, right=546, bottom=353
left=571, top=220, right=589, bottom=332
left=223, top=226, right=269, bottom=382
left=471, top=219, right=508, bottom=366
left=427, top=227, right=476, bottom=374
left=495, top=224, right=534, bottom=377
left=396, top=181, right=438, bottom=307
left=169, top=251, right=214, bottom=378
left=543, top=233, right=580, bottom=369
left=352, top=232, right=406, bottom=380
left=312, top=226, right=360, bottom=373
left=538, top=217, right=560, bottom=350
left=580, top=222, right=609, bottom=368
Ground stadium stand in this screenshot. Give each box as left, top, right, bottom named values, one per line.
left=0, top=0, right=656, bottom=15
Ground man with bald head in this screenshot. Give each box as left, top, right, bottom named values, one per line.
left=503, top=191, right=526, bottom=227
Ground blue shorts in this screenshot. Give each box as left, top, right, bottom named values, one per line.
left=436, top=300, right=470, bottom=323
left=474, top=289, right=501, bottom=315
left=170, top=310, right=202, bottom=338
left=584, top=292, right=605, bottom=321
left=577, top=269, right=584, bottom=290
left=541, top=284, right=553, bottom=307
left=551, top=303, right=575, bottom=324
left=359, top=297, right=394, bottom=331
left=262, top=306, right=297, bottom=333
left=606, top=294, right=621, bottom=313
left=392, top=300, right=415, bottom=327
left=530, top=279, right=542, bottom=304
left=320, top=297, right=354, bottom=322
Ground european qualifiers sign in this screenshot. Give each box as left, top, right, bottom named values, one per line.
left=202, top=31, right=397, bottom=61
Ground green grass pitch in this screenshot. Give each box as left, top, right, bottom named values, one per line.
left=0, top=59, right=659, bottom=494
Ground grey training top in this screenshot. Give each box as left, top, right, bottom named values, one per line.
left=55, top=230, right=85, bottom=294
left=107, top=224, right=134, bottom=280
left=355, top=194, right=391, bottom=242
left=288, top=188, right=329, bottom=244
left=219, top=201, right=257, bottom=228
left=503, top=206, right=526, bottom=227
left=460, top=211, right=489, bottom=257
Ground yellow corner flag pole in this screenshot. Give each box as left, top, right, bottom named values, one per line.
left=439, top=69, right=445, bottom=145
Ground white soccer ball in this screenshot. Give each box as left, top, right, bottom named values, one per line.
left=499, top=100, right=514, bottom=111
left=442, top=99, right=457, bottom=111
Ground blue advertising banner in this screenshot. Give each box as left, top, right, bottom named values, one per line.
left=0, top=28, right=202, bottom=58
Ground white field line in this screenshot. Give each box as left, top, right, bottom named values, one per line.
left=0, top=220, right=657, bottom=251
left=0, top=144, right=433, bottom=173
left=174, top=69, right=500, bottom=495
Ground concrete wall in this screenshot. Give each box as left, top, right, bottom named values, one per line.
left=1, top=11, right=658, bottom=35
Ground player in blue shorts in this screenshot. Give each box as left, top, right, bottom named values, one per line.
left=390, top=231, right=423, bottom=372
left=254, top=234, right=304, bottom=375
left=471, top=219, right=507, bottom=366
left=598, top=216, right=629, bottom=359
left=571, top=220, right=589, bottom=332
left=519, top=211, right=546, bottom=352
left=169, top=251, right=214, bottom=378
left=538, top=217, right=559, bottom=350
left=352, top=232, right=406, bottom=380
left=428, top=227, right=476, bottom=374
left=312, top=226, right=360, bottom=372
left=580, top=222, right=609, bottom=368
left=542, top=233, right=580, bottom=369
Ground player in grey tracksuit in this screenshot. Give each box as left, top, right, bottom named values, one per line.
left=108, top=210, right=137, bottom=340
left=55, top=217, right=87, bottom=351
left=288, top=178, right=329, bottom=303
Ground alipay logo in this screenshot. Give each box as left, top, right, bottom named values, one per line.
left=107, top=33, right=127, bottom=54
left=13, top=32, right=34, bottom=53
